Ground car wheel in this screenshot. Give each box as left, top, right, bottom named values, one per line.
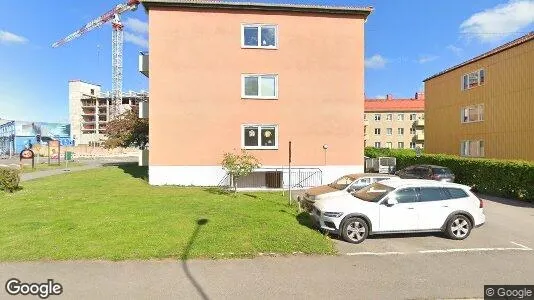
left=446, top=215, right=472, bottom=240
left=341, top=217, right=369, bottom=244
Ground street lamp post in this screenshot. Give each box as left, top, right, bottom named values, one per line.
left=322, top=144, right=328, bottom=165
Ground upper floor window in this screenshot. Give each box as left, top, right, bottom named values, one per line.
left=398, top=128, right=404, bottom=135
left=397, top=114, right=404, bottom=121
left=242, top=74, right=278, bottom=99
left=386, top=114, right=392, bottom=121
left=409, top=113, right=417, bottom=121
left=374, top=114, right=381, bottom=121
left=461, top=104, right=484, bottom=123
left=242, top=124, right=278, bottom=149
left=242, top=24, right=277, bottom=49
left=386, top=128, right=392, bottom=135
left=461, top=140, right=484, bottom=157
left=398, top=142, right=404, bottom=149
left=462, top=69, right=485, bottom=90
left=374, top=128, right=381, bottom=135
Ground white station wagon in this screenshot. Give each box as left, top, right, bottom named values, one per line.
left=311, top=179, right=485, bottom=243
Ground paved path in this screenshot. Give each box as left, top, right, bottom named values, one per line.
left=0, top=196, right=532, bottom=299
left=19, top=157, right=138, bottom=182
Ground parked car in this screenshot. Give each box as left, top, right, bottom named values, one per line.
left=395, top=165, right=455, bottom=182
left=299, top=173, right=398, bottom=213
left=310, top=179, right=485, bottom=243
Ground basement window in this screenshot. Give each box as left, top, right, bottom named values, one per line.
left=242, top=124, right=278, bottom=150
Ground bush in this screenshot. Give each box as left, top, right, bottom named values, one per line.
left=0, top=166, right=21, bottom=193
left=365, top=147, right=534, bottom=201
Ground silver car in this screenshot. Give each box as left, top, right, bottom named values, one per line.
left=299, top=173, right=399, bottom=213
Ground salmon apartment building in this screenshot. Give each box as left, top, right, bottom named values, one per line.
left=140, top=0, right=372, bottom=187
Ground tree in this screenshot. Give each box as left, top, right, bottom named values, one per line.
left=221, top=150, right=261, bottom=192
left=104, top=106, right=149, bottom=149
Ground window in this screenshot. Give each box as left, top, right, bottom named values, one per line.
left=386, top=142, right=392, bottom=149
left=374, top=142, right=381, bottom=148
left=393, top=188, right=418, bottom=204
left=386, top=128, right=392, bottom=135
left=410, top=128, right=416, bottom=134
left=462, top=69, right=485, bottom=90
left=364, top=114, right=367, bottom=120
left=410, top=142, right=416, bottom=149
left=461, top=104, right=484, bottom=123
left=90, top=89, right=95, bottom=95
left=386, top=114, right=392, bottom=121
left=242, top=24, right=277, bottom=48
left=398, top=128, right=404, bottom=135
left=242, top=125, right=278, bottom=149
left=374, top=128, right=381, bottom=135
left=460, top=140, right=485, bottom=157
left=242, top=74, right=278, bottom=99
left=397, top=114, right=404, bottom=121
left=374, top=114, right=381, bottom=121
left=398, top=142, right=404, bottom=149
left=446, top=188, right=469, bottom=199
left=409, top=114, right=417, bottom=121
left=419, top=187, right=448, bottom=202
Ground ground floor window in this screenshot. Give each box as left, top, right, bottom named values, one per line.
left=410, top=142, right=416, bottom=149
left=374, top=142, right=381, bottom=148
left=398, top=142, right=404, bottom=149
left=242, top=124, right=278, bottom=149
left=460, top=140, right=484, bottom=157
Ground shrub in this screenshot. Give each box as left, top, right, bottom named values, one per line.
left=221, top=150, right=261, bottom=193
left=364, top=147, right=534, bottom=201
left=0, top=166, right=21, bottom=193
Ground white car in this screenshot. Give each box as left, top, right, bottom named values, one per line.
left=299, top=173, right=398, bottom=213
left=311, top=179, right=485, bottom=243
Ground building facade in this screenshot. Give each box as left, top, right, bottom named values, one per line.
left=424, top=32, right=534, bottom=161
left=69, top=80, right=148, bottom=145
left=0, top=121, right=71, bottom=156
left=141, top=0, right=372, bottom=187
left=364, top=93, right=425, bottom=149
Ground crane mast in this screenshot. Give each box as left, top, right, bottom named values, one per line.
left=52, top=0, right=141, bottom=118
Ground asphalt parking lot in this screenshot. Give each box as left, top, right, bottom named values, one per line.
left=333, top=194, right=534, bottom=256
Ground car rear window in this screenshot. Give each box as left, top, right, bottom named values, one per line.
left=432, top=167, right=452, bottom=174
left=446, top=188, right=468, bottom=199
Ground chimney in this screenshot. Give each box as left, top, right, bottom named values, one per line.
left=415, top=92, right=425, bottom=100
left=386, top=94, right=393, bottom=100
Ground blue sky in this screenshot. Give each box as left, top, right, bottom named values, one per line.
left=0, top=0, right=533, bottom=122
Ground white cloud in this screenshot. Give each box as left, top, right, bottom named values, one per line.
left=417, top=55, right=439, bottom=64
left=123, top=18, right=148, bottom=34
left=0, top=30, right=28, bottom=44
left=375, top=95, right=387, bottom=99
left=365, top=54, right=387, bottom=69
left=460, top=0, right=534, bottom=42
left=124, top=31, right=148, bottom=48
left=446, top=45, right=463, bottom=56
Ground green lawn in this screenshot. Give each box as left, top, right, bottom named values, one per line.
left=0, top=164, right=334, bottom=261
left=21, top=161, right=84, bottom=173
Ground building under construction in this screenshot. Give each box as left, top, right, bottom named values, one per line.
left=69, top=80, right=148, bottom=146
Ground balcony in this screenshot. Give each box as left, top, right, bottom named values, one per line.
left=415, top=119, right=425, bottom=127
left=415, top=132, right=425, bottom=141
left=139, top=52, right=149, bottom=77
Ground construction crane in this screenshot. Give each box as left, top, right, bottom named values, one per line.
left=52, top=0, right=141, bottom=118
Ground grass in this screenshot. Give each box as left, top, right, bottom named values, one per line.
left=20, top=161, right=84, bottom=173
left=0, top=164, right=334, bottom=261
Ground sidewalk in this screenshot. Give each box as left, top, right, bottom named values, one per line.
left=20, top=163, right=103, bottom=182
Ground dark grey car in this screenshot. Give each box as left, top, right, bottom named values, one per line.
left=395, top=165, right=455, bottom=182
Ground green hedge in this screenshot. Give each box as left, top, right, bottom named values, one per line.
left=365, top=147, right=534, bottom=201
left=0, top=166, right=21, bottom=193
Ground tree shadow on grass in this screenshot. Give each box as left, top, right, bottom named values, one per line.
left=104, top=162, right=148, bottom=182
left=296, top=212, right=317, bottom=231
left=181, top=218, right=210, bottom=300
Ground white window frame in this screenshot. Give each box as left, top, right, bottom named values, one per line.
left=241, top=24, right=278, bottom=49
left=374, top=142, right=381, bottom=148
left=374, top=114, right=381, bottom=121
left=398, top=142, right=404, bottom=149
left=397, top=114, right=404, bottom=121
left=386, top=128, right=392, bottom=135
left=409, top=113, right=417, bottom=121
left=460, top=140, right=485, bottom=157
left=461, top=104, right=484, bottom=123
left=409, top=142, right=416, bottom=149
left=398, top=128, right=404, bottom=135
left=241, top=74, right=278, bottom=100
left=386, top=114, right=392, bottom=121
left=461, top=69, right=485, bottom=90
left=386, top=142, right=392, bottom=149
left=241, top=124, right=279, bottom=150
left=374, top=128, right=381, bottom=135
left=410, top=127, right=416, bottom=135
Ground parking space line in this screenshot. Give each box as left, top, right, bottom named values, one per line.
left=346, top=242, right=532, bottom=256
left=346, top=251, right=405, bottom=256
